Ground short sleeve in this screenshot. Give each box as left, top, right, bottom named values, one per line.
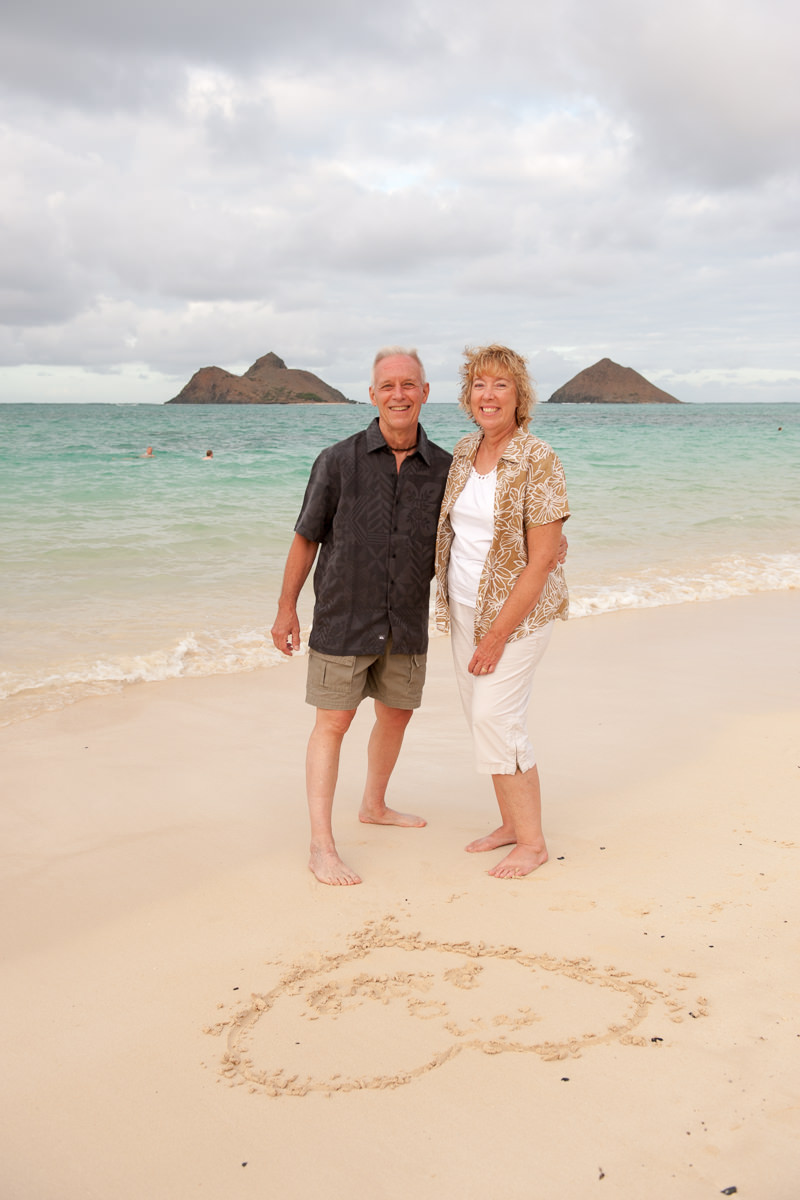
left=294, top=449, right=340, bottom=543
left=523, top=445, right=570, bottom=529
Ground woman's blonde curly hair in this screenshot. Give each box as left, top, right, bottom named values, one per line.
left=458, top=344, right=537, bottom=431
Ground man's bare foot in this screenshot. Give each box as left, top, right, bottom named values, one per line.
left=465, top=825, right=516, bottom=853
left=488, top=843, right=548, bottom=879
left=358, top=804, right=427, bottom=828
left=309, top=845, right=362, bottom=886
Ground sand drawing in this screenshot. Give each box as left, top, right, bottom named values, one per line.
left=204, top=916, right=708, bottom=1096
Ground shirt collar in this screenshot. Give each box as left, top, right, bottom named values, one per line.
left=453, top=426, right=529, bottom=464
left=366, top=416, right=434, bottom=464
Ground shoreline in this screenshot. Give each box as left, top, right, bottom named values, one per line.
left=1, top=592, right=798, bottom=1197
left=2, top=578, right=799, bottom=729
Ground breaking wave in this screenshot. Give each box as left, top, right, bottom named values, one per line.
left=1, top=552, right=796, bottom=726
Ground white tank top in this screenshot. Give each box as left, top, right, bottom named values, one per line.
left=447, top=466, right=496, bottom=607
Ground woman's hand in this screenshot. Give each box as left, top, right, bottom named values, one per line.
left=467, top=520, right=565, bottom=676
left=467, top=628, right=508, bottom=675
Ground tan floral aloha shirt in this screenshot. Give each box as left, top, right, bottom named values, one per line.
left=434, top=427, right=570, bottom=643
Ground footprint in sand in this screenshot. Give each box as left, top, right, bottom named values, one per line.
left=204, top=916, right=707, bottom=1096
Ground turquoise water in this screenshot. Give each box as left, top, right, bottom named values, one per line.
left=1, top=401, right=798, bottom=724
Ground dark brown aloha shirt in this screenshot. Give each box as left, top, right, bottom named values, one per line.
left=435, top=427, right=570, bottom=643
left=295, top=417, right=451, bottom=656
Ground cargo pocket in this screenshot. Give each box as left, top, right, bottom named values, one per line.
left=316, top=653, right=357, bottom=694
left=407, top=653, right=427, bottom=701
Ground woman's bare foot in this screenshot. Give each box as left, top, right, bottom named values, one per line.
left=358, top=804, right=426, bottom=827
left=309, top=845, right=362, bottom=885
left=488, top=843, right=548, bottom=879
left=465, top=825, right=516, bottom=853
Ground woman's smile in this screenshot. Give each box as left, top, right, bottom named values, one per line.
left=471, top=373, right=518, bottom=434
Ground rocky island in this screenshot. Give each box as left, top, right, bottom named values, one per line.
left=166, top=352, right=356, bottom=405
left=547, top=358, right=682, bottom=404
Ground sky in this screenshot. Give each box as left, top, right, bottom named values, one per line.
left=1, top=0, right=798, bottom=404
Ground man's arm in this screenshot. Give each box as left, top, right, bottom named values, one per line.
left=270, top=533, right=319, bottom=655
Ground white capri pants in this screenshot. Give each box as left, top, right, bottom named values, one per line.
left=450, top=599, right=553, bottom=776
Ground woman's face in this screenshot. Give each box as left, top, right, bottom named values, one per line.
left=470, top=371, right=518, bottom=436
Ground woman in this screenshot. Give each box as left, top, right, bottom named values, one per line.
left=435, top=345, right=569, bottom=878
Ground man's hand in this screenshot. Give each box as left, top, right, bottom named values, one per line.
left=271, top=605, right=301, bottom=655
left=557, top=532, right=568, bottom=565
left=269, top=533, right=319, bottom=656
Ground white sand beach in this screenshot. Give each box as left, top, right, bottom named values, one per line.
left=1, top=592, right=798, bottom=1199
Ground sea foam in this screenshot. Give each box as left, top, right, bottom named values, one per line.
left=3, top=552, right=796, bottom=727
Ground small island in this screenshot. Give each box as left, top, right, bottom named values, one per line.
left=166, top=352, right=356, bottom=405
left=547, top=358, right=682, bottom=404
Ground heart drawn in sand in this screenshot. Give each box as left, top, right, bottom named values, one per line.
left=204, top=917, right=708, bottom=1096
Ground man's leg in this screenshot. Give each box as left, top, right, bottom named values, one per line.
left=359, top=700, right=426, bottom=827
left=306, top=706, right=362, bottom=885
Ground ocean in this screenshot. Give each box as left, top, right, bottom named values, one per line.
left=1, top=401, right=798, bottom=726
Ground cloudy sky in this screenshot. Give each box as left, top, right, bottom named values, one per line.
left=1, top=0, right=798, bottom=403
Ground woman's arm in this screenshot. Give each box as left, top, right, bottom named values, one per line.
left=467, top=519, right=564, bottom=676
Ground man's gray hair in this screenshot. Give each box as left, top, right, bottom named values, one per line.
left=371, top=346, right=426, bottom=386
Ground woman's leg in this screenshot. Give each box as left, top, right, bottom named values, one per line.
left=448, top=599, right=477, bottom=733
left=467, top=623, right=553, bottom=872
left=487, top=766, right=548, bottom=878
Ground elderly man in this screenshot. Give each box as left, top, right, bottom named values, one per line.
left=271, top=347, right=452, bottom=885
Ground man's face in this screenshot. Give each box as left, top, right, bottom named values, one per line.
left=369, top=355, right=429, bottom=443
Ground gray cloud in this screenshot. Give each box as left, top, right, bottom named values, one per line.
left=0, top=0, right=798, bottom=401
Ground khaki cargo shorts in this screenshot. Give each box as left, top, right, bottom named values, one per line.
left=306, top=640, right=427, bottom=711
